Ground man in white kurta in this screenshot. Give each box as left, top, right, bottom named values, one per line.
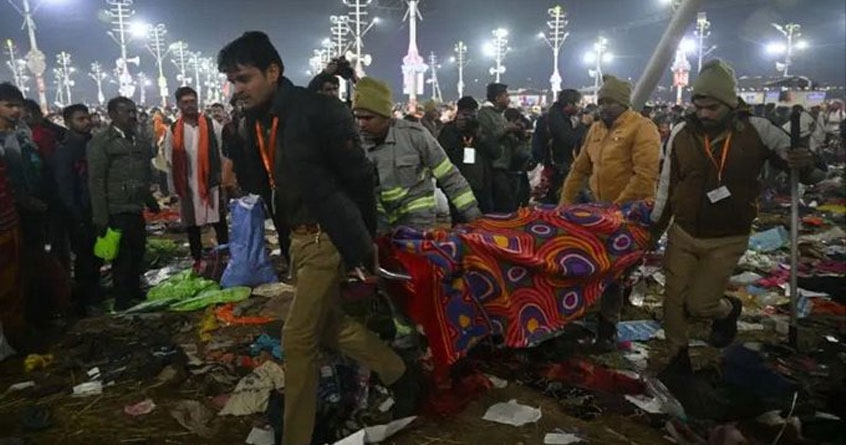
left=165, top=87, right=227, bottom=264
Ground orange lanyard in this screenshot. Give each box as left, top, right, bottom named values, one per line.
left=703, top=132, right=732, bottom=183
left=255, top=117, right=279, bottom=187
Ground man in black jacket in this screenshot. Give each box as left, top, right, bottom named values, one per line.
left=218, top=31, right=414, bottom=445
left=55, top=104, right=101, bottom=314
left=543, top=89, right=584, bottom=204
left=438, top=96, right=498, bottom=219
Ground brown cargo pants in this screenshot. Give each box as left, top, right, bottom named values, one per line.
left=282, top=230, right=406, bottom=445
left=663, top=224, right=749, bottom=356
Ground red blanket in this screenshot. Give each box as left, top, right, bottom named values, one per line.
left=385, top=201, right=653, bottom=375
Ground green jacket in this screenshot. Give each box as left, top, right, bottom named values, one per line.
left=363, top=119, right=481, bottom=233
left=87, top=125, right=156, bottom=227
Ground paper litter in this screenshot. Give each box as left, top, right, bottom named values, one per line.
left=544, top=432, right=585, bottom=444
left=482, top=399, right=542, bottom=426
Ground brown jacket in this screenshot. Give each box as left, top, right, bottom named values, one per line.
left=560, top=109, right=660, bottom=205
left=651, top=113, right=825, bottom=239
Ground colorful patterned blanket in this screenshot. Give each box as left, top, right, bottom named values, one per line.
left=385, top=201, right=654, bottom=374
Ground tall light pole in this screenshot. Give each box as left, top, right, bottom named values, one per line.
left=202, top=57, right=221, bottom=105
left=426, top=51, right=442, bottom=102
left=329, top=15, right=351, bottom=58
left=89, top=62, right=109, bottom=105
left=137, top=71, right=150, bottom=105
left=694, top=12, right=710, bottom=73
left=450, top=41, right=468, bottom=98
left=188, top=51, right=203, bottom=106
left=56, top=51, right=75, bottom=106
left=169, top=41, right=190, bottom=87
left=671, top=39, right=694, bottom=105
left=104, top=0, right=139, bottom=99
left=402, top=0, right=428, bottom=110
left=6, top=0, right=49, bottom=111
left=143, top=23, right=169, bottom=108
left=4, top=39, right=30, bottom=94
left=342, top=0, right=377, bottom=78
left=538, top=5, right=569, bottom=96
left=486, top=28, right=510, bottom=83
left=768, top=23, right=805, bottom=77
left=584, top=35, right=612, bottom=99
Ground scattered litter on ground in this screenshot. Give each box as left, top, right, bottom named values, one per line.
left=482, top=399, right=542, bottom=426
left=169, top=400, right=216, bottom=438
left=543, top=431, right=585, bottom=444
left=123, top=398, right=156, bottom=416
left=219, top=361, right=285, bottom=416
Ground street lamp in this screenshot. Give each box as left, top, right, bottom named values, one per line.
left=104, top=0, right=139, bottom=99
left=768, top=23, right=806, bottom=77
left=425, top=51, right=442, bottom=102
left=5, top=0, right=55, bottom=111
left=342, top=0, right=377, bottom=77
left=139, top=23, right=170, bottom=108
left=452, top=41, right=469, bottom=98
left=693, top=11, right=714, bottom=73
left=488, top=27, right=510, bottom=83
left=401, top=0, right=427, bottom=109
left=89, top=61, right=109, bottom=105
left=4, top=39, right=30, bottom=94
left=169, top=41, right=190, bottom=87
left=584, top=35, right=611, bottom=98
left=55, top=51, right=75, bottom=106
left=538, top=5, right=569, bottom=96
left=671, top=37, right=694, bottom=105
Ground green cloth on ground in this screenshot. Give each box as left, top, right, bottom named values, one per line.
left=147, top=270, right=220, bottom=301
left=169, top=287, right=252, bottom=312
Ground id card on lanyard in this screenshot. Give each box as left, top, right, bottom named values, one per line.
left=255, top=117, right=279, bottom=188
left=703, top=133, right=732, bottom=204
left=462, top=135, right=475, bottom=164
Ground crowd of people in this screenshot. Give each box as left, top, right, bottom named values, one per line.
left=1, top=28, right=844, bottom=445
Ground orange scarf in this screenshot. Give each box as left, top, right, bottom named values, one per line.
left=172, top=115, right=211, bottom=203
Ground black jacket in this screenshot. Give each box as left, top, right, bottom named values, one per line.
left=242, top=77, right=377, bottom=267
left=54, top=130, right=92, bottom=222
left=438, top=121, right=496, bottom=193
left=546, top=104, right=584, bottom=168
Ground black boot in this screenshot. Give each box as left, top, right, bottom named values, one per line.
left=595, top=317, right=617, bottom=353
left=662, top=346, right=692, bottom=375
left=708, top=296, right=742, bottom=348
left=389, top=357, right=422, bottom=419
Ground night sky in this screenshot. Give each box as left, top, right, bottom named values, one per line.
left=1, top=0, right=844, bottom=104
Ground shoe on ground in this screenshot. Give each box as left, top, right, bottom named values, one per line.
left=661, top=346, right=692, bottom=376
left=389, top=358, right=423, bottom=419
left=594, top=317, right=618, bottom=353
left=708, top=296, right=742, bottom=348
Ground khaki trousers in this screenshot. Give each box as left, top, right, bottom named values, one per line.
left=663, top=224, right=748, bottom=355
left=282, top=231, right=406, bottom=445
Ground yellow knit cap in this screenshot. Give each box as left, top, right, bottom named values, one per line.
left=353, top=77, right=393, bottom=118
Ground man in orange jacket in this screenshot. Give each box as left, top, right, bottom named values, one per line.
left=560, top=74, right=661, bottom=351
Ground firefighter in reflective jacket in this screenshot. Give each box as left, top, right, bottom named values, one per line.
left=353, top=77, right=482, bottom=233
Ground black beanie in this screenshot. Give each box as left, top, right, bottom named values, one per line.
left=486, top=83, right=508, bottom=102
left=457, top=96, right=479, bottom=111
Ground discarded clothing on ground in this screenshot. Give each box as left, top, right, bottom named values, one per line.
left=219, top=360, right=285, bottom=416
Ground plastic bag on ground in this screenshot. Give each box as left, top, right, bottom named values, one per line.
left=221, top=195, right=278, bottom=288
left=482, top=399, right=542, bottom=426
left=168, top=287, right=252, bottom=312
left=146, top=270, right=219, bottom=301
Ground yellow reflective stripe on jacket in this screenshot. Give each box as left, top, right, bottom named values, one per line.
left=380, top=186, right=409, bottom=203
left=453, top=190, right=476, bottom=210
left=432, top=158, right=454, bottom=179
left=397, top=195, right=436, bottom=215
